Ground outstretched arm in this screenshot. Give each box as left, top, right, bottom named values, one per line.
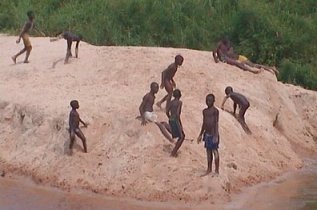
left=221, top=96, right=229, bottom=110
left=79, top=117, right=87, bottom=127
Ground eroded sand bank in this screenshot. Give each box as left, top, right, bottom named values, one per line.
left=0, top=34, right=316, bottom=205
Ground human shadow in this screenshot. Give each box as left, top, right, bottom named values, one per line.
left=51, top=58, right=64, bottom=69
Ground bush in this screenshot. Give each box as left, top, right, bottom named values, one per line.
left=0, top=0, right=316, bottom=90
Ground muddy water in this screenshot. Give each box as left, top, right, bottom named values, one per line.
left=0, top=177, right=213, bottom=210
left=226, top=159, right=317, bottom=210
left=1, top=160, right=317, bottom=210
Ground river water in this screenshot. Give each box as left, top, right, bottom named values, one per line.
left=0, top=160, right=316, bottom=210
left=226, top=159, right=317, bottom=210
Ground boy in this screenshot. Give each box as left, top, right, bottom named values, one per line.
left=69, top=100, right=88, bottom=155
left=212, top=38, right=260, bottom=74
left=156, top=55, right=184, bottom=111
left=160, top=89, right=185, bottom=157
left=221, top=86, right=251, bottom=133
left=227, top=47, right=278, bottom=75
left=139, top=82, right=159, bottom=125
left=51, top=31, right=82, bottom=64
left=12, top=11, right=42, bottom=64
left=197, top=94, right=220, bottom=176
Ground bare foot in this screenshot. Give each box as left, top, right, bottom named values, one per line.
left=12, top=56, right=16, bottom=64
left=23, top=60, right=29, bottom=63
left=212, top=172, right=219, bottom=177
left=170, top=152, right=178, bottom=157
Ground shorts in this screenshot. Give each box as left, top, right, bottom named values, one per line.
left=144, top=111, right=157, bottom=123
left=169, top=118, right=182, bottom=138
left=238, top=55, right=248, bottom=62
left=22, top=34, right=32, bottom=47
left=203, top=133, right=219, bottom=150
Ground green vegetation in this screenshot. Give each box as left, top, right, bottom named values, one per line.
left=0, top=0, right=316, bottom=90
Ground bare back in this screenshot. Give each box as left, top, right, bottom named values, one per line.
left=164, top=63, right=177, bottom=81
left=168, top=99, right=182, bottom=119
left=63, top=32, right=81, bottom=42
left=230, top=92, right=249, bottom=107
left=22, top=20, right=34, bottom=35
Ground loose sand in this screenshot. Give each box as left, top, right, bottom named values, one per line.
left=0, top=34, right=316, bottom=206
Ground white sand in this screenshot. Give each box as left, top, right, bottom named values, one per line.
left=0, top=34, right=316, bottom=205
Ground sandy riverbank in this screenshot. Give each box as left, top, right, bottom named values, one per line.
left=0, top=34, right=316, bottom=205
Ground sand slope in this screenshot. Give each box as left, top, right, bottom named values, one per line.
left=0, top=34, right=316, bottom=204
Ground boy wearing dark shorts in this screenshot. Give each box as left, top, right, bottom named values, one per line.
left=197, top=94, right=220, bottom=176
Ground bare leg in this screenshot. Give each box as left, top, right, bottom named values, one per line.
left=24, top=46, right=32, bottom=63
left=75, top=41, right=80, bottom=58
left=213, top=149, right=219, bottom=174
left=157, top=80, right=173, bottom=110
left=201, top=149, right=212, bottom=177
left=69, top=130, right=76, bottom=155
left=155, top=122, right=174, bottom=143
left=12, top=48, right=27, bottom=63
left=75, top=129, right=87, bottom=153
left=171, top=131, right=185, bottom=157
left=227, top=58, right=260, bottom=74
left=238, top=105, right=252, bottom=134
left=65, top=41, right=72, bottom=64
left=156, top=95, right=168, bottom=109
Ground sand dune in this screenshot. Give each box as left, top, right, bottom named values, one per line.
left=0, top=34, right=316, bottom=205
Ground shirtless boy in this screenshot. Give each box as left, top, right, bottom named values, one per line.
left=197, top=94, right=220, bottom=176
left=69, top=100, right=88, bottom=155
left=212, top=38, right=260, bottom=74
left=12, top=11, right=38, bottom=64
left=139, top=82, right=159, bottom=125
left=156, top=55, right=184, bottom=110
left=221, top=86, right=251, bottom=133
left=51, top=31, right=82, bottom=64
left=159, top=89, right=185, bottom=157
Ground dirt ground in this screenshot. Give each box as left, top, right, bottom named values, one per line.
left=0, top=34, right=316, bottom=205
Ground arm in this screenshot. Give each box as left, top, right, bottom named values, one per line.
left=166, top=105, right=171, bottom=118
left=160, top=70, right=166, bottom=89
left=233, top=103, right=237, bottom=115
left=79, top=117, right=87, bottom=127
left=215, top=109, right=219, bottom=141
left=171, top=78, right=176, bottom=88
left=177, top=101, right=182, bottom=120
left=212, top=43, right=220, bottom=63
left=221, top=96, right=229, bottom=110
left=197, top=111, right=205, bottom=143
left=16, top=22, right=30, bottom=43
left=139, top=95, right=148, bottom=125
